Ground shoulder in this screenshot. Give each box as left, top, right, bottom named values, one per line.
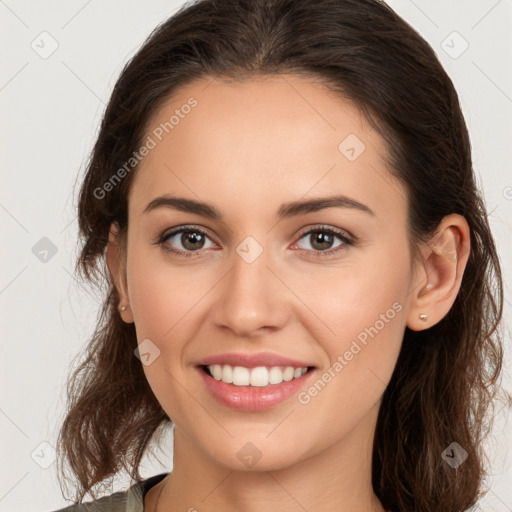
left=50, top=473, right=169, bottom=512
left=50, top=489, right=131, bottom=512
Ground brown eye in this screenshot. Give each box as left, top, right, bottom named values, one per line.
left=177, top=230, right=206, bottom=251
left=157, top=226, right=215, bottom=257
left=306, top=231, right=336, bottom=251
left=293, top=226, right=353, bottom=258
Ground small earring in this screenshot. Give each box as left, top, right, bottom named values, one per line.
left=118, top=304, right=127, bottom=312
left=419, top=313, right=428, bottom=321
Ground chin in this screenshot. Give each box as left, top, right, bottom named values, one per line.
left=203, top=437, right=310, bottom=473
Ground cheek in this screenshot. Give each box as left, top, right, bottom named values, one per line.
left=125, top=249, right=203, bottom=417
left=127, top=263, right=173, bottom=339
left=300, top=244, right=410, bottom=382
left=126, top=243, right=206, bottom=340
left=299, top=247, right=408, bottom=337
left=291, top=265, right=408, bottom=444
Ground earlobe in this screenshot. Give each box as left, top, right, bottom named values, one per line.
left=406, top=214, right=470, bottom=332
left=106, top=222, right=134, bottom=323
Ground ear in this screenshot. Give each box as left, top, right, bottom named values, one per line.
left=406, top=214, right=470, bottom=331
left=106, top=222, right=134, bottom=323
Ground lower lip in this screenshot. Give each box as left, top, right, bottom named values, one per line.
left=197, top=366, right=316, bottom=411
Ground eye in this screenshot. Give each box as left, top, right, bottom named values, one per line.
left=154, top=224, right=354, bottom=259
left=292, top=225, right=353, bottom=258
left=155, top=226, right=216, bottom=258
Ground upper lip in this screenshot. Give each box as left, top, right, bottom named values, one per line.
left=196, top=352, right=315, bottom=369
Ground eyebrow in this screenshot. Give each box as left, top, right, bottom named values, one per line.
left=143, top=194, right=375, bottom=220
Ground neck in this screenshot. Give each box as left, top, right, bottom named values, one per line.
left=151, top=406, right=385, bottom=512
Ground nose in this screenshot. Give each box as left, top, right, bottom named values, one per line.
left=212, top=243, right=291, bottom=338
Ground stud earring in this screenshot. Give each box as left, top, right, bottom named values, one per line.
left=418, top=313, right=428, bottom=321
left=118, top=304, right=127, bottom=312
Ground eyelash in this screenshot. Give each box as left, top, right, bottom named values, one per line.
left=154, top=224, right=354, bottom=259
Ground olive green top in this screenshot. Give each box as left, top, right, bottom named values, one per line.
left=51, top=473, right=168, bottom=512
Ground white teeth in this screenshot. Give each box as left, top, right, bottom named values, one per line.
left=207, top=364, right=309, bottom=386
left=250, top=366, right=268, bottom=387
left=232, top=366, right=250, bottom=386
left=282, top=367, right=294, bottom=381
left=221, top=364, right=233, bottom=383
left=268, top=366, right=283, bottom=384
left=211, top=364, right=223, bottom=380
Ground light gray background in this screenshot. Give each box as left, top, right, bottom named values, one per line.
left=1, top=1, right=511, bottom=511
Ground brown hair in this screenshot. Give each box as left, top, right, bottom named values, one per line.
left=56, top=1, right=504, bottom=510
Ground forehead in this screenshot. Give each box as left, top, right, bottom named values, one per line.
left=128, top=75, right=403, bottom=221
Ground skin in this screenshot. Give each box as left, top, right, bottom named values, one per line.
left=106, top=74, right=470, bottom=512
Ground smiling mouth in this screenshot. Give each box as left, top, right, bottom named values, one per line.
left=200, top=364, right=315, bottom=387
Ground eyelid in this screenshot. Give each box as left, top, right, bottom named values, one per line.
left=294, top=224, right=354, bottom=243
left=153, top=223, right=210, bottom=241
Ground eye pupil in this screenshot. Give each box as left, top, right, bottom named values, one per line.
left=182, top=231, right=204, bottom=250
left=311, top=231, right=333, bottom=250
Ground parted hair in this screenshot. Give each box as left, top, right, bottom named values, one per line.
left=56, top=1, right=504, bottom=510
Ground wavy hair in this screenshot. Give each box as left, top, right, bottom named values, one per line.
left=55, top=1, right=504, bottom=510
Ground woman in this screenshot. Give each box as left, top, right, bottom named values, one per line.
left=52, top=0, right=504, bottom=511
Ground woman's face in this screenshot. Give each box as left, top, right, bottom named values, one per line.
left=119, top=75, right=418, bottom=471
